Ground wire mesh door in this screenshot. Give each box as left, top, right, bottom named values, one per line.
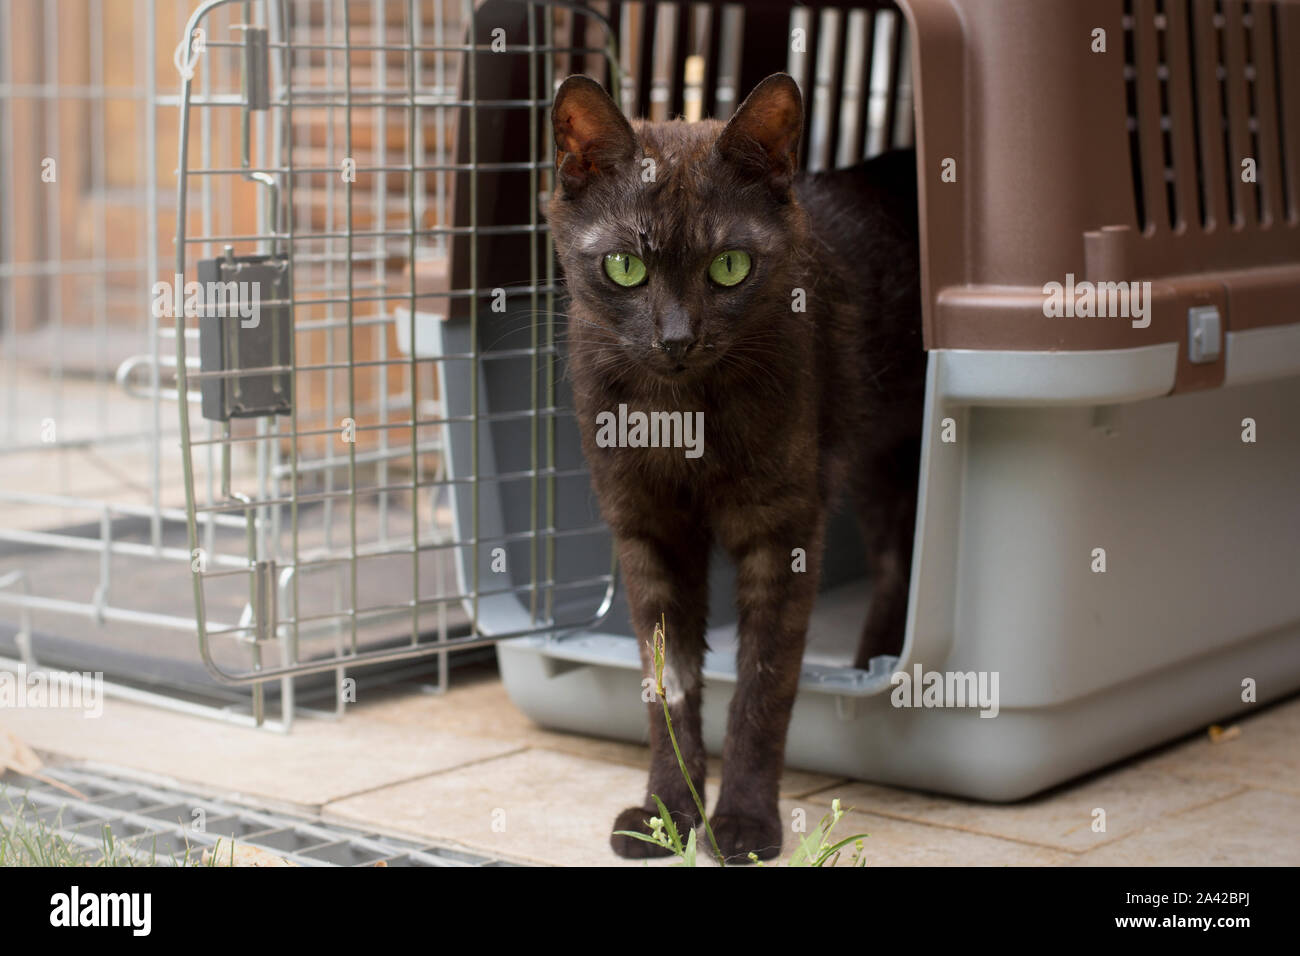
left=171, top=0, right=621, bottom=704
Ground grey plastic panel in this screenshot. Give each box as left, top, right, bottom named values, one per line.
left=495, top=354, right=1300, bottom=801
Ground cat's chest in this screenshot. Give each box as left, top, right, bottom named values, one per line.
left=579, top=389, right=817, bottom=499
left=581, top=397, right=714, bottom=477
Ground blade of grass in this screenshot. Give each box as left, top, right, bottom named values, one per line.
left=683, top=828, right=697, bottom=867
left=648, top=616, right=724, bottom=865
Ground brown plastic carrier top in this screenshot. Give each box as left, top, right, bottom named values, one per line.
left=906, top=0, right=1300, bottom=394
left=429, top=0, right=1300, bottom=396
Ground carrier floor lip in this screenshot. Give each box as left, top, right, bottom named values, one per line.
left=0, top=763, right=521, bottom=867
left=505, top=582, right=899, bottom=696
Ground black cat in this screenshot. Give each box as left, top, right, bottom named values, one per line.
left=548, top=73, right=924, bottom=862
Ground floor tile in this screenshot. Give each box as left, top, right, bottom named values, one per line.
left=323, top=748, right=675, bottom=867
left=0, top=696, right=520, bottom=811
left=1142, top=697, right=1300, bottom=796
left=771, top=799, right=1071, bottom=866
left=1069, top=789, right=1300, bottom=866
left=801, top=766, right=1243, bottom=852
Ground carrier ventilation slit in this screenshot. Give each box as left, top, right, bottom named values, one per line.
left=1123, top=1, right=1148, bottom=232
left=1185, top=0, right=1209, bottom=228
left=1245, top=0, right=1288, bottom=229
left=1155, top=0, right=1179, bottom=230
left=1215, top=0, right=1239, bottom=227
left=1242, top=2, right=1265, bottom=224
left=1271, top=2, right=1295, bottom=223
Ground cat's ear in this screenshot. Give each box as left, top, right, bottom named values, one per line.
left=716, top=73, right=803, bottom=194
left=552, top=75, right=638, bottom=197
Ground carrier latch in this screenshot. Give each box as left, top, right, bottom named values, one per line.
left=1187, top=305, right=1222, bottom=365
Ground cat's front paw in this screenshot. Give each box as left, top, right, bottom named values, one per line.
left=610, top=805, right=683, bottom=859
left=708, top=812, right=783, bottom=864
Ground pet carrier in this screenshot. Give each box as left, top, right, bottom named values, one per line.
left=474, top=0, right=1300, bottom=800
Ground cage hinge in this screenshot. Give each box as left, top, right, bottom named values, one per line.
left=235, top=559, right=278, bottom=646
left=252, top=558, right=278, bottom=645
left=243, top=26, right=269, bottom=110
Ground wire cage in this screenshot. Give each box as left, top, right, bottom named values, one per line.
left=0, top=0, right=263, bottom=719
left=1, top=0, right=507, bottom=727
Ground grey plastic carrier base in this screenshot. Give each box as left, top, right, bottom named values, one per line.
left=490, top=346, right=1300, bottom=802
left=499, top=620, right=1300, bottom=801
left=421, top=282, right=1300, bottom=800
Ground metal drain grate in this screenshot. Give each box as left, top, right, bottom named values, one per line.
left=0, top=764, right=516, bottom=867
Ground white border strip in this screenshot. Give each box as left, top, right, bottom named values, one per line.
left=1224, top=325, right=1300, bottom=387
left=936, top=344, right=1179, bottom=406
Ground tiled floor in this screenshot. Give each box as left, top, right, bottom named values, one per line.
left=3, top=662, right=1298, bottom=866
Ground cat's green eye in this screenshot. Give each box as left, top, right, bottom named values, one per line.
left=708, top=250, right=752, bottom=287
left=604, top=253, right=647, bottom=288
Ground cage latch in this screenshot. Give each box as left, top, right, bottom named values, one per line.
left=197, top=247, right=292, bottom=421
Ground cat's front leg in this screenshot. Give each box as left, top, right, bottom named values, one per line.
left=608, top=516, right=712, bottom=859
left=712, top=505, right=824, bottom=863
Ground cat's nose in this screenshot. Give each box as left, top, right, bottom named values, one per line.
left=659, top=334, right=695, bottom=362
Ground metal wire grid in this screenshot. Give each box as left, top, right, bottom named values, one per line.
left=0, top=0, right=163, bottom=609
left=0, top=1, right=263, bottom=719
left=172, top=0, right=624, bottom=709
left=2, top=763, right=516, bottom=865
